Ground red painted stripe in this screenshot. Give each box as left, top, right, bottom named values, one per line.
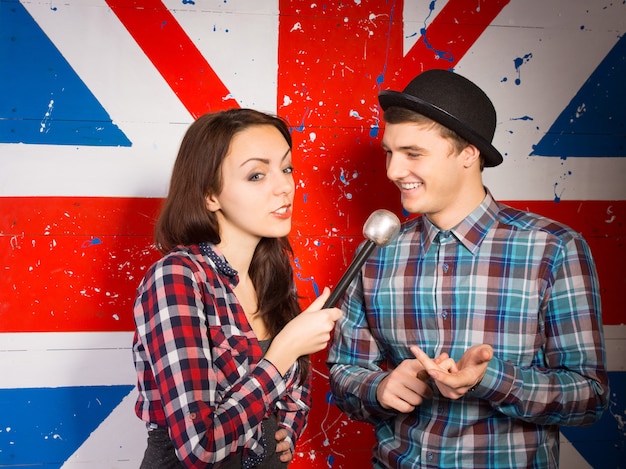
left=105, top=0, right=238, bottom=118
left=0, top=197, right=623, bottom=332
left=402, top=0, right=510, bottom=85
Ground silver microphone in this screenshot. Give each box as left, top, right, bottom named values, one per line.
left=323, top=209, right=401, bottom=308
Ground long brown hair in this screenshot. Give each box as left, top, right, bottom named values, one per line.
left=155, top=108, right=309, bottom=383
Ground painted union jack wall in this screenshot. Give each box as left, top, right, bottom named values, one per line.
left=1, top=1, right=624, bottom=467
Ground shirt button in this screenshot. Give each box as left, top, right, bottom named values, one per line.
left=442, top=263, right=449, bottom=273
left=427, top=451, right=434, bottom=461
left=188, top=412, right=197, bottom=421
left=442, top=310, right=448, bottom=319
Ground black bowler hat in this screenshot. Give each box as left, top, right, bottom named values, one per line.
left=378, top=69, right=503, bottom=167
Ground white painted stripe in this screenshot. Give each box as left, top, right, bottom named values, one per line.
left=560, top=434, right=594, bottom=469
left=0, top=331, right=135, bottom=388
left=1, top=326, right=624, bottom=389
left=604, top=324, right=626, bottom=372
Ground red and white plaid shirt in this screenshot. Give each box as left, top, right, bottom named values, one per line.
left=133, top=243, right=311, bottom=467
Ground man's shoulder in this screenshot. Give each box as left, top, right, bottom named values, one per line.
left=495, top=202, right=581, bottom=241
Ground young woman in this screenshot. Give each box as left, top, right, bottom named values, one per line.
left=133, top=108, right=342, bottom=468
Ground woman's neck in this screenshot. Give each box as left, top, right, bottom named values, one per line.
left=215, top=237, right=270, bottom=339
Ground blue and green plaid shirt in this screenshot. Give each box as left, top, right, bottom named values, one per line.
left=327, top=190, right=608, bottom=469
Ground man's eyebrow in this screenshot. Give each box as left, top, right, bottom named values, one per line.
left=381, top=143, right=424, bottom=152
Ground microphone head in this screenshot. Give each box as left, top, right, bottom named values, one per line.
left=363, top=209, right=401, bottom=247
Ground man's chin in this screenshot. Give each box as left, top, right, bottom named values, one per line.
left=401, top=199, right=422, bottom=215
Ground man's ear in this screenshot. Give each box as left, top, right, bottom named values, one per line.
left=205, top=194, right=220, bottom=212
left=462, top=144, right=481, bottom=168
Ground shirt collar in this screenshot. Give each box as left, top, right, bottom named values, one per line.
left=421, top=188, right=499, bottom=256
left=199, top=242, right=239, bottom=279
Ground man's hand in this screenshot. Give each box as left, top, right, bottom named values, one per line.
left=274, top=428, right=293, bottom=463
left=376, top=352, right=456, bottom=413
left=411, top=344, right=493, bottom=399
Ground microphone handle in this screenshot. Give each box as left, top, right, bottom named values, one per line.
left=323, top=240, right=376, bottom=309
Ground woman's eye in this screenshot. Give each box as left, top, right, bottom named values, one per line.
left=283, top=166, right=294, bottom=174
left=249, top=173, right=264, bottom=181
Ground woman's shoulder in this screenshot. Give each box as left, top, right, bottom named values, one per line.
left=148, top=244, right=210, bottom=276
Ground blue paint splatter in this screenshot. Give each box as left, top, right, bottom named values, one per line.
left=339, top=169, right=349, bottom=185
left=513, top=53, right=533, bottom=85
left=291, top=108, right=308, bottom=133
left=326, top=454, right=335, bottom=467
left=370, top=116, right=380, bottom=138
left=294, top=257, right=319, bottom=295
left=420, top=0, right=454, bottom=62
left=552, top=182, right=563, bottom=203
left=511, top=115, right=534, bottom=121
left=81, top=238, right=102, bottom=248
left=296, top=272, right=320, bottom=296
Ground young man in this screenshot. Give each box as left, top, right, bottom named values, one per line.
left=327, top=69, right=609, bottom=468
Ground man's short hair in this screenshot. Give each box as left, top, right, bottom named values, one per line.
left=383, top=106, right=484, bottom=170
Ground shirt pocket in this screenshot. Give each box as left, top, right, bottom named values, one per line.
left=207, top=326, right=251, bottom=389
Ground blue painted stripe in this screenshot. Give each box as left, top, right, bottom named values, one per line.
left=0, top=385, right=134, bottom=466
left=0, top=1, right=131, bottom=146
left=531, top=35, right=626, bottom=158
left=560, top=371, right=626, bottom=468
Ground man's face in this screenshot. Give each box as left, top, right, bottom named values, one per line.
left=381, top=121, right=469, bottom=227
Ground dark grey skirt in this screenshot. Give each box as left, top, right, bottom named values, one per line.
left=139, top=415, right=288, bottom=469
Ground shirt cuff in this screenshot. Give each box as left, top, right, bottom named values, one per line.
left=470, top=356, right=517, bottom=402
left=253, top=358, right=289, bottom=403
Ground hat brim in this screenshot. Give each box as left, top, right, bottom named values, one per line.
left=379, top=90, right=503, bottom=167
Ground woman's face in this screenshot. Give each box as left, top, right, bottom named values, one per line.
left=206, top=124, right=295, bottom=244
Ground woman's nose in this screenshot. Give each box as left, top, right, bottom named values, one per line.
left=275, top=174, right=294, bottom=196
